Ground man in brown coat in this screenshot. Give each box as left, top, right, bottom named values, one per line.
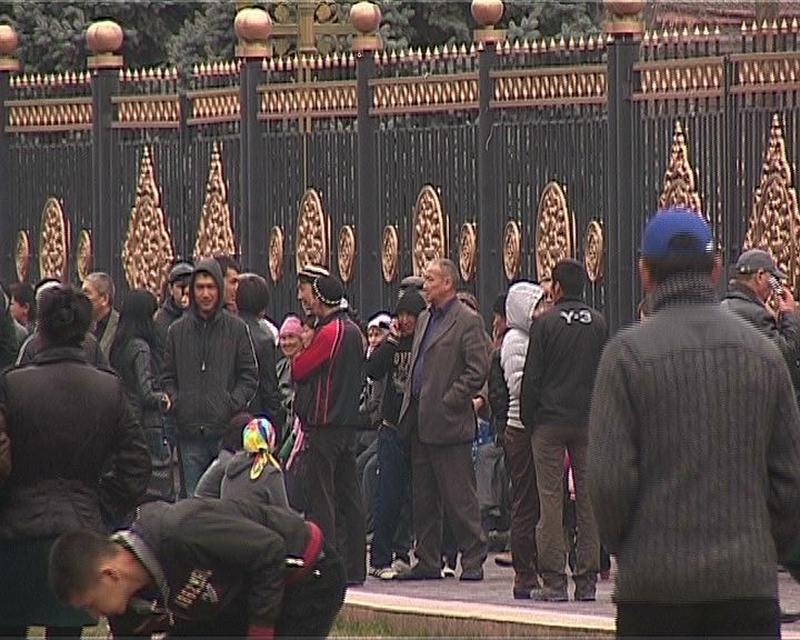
left=397, top=258, right=490, bottom=581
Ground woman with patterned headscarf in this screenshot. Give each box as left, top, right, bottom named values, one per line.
left=195, top=414, right=290, bottom=510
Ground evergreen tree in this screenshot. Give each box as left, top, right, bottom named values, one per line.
left=3, top=1, right=198, bottom=73
left=167, top=1, right=236, bottom=79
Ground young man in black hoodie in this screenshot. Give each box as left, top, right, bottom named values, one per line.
left=365, top=288, right=427, bottom=579
left=49, top=499, right=346, bottom=639
left=162, top=258, right=258, bottom=497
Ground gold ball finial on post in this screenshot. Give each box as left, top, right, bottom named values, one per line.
left=86, top=20, right=124, bottom=69
left=604, top=0, right=645, bottom=38
left=472, top=0, right=506, bottom=45
left=0, top=25, right=19, bottom=72
left=234, top=7, right=272, bottom=58
left=350, top=2, right=383, bottom=52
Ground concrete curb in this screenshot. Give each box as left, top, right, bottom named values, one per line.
left=345, top=590, right=616, bottom=634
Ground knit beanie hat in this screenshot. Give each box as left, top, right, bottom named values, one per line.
left=313, top=274, right=344, bottom=307
left=279, top=315, right=303, bottom=338
left=394, top=288, right=427, bottom=317
left=297, top=264, right=330, bottom=284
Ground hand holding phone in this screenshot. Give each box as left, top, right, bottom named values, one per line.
left=769, top=275, right=784, bottom=296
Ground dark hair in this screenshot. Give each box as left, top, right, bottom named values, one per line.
left=643, top=254, right=716, bottom=285
left=236, top=273, right=270, bottom=317
left=552, top=259, right=585, bottom=298
left=214, top=254, right=241, bottom=276
left=492, top=293, right=506, bottom=318
left=222, top=412, right=254, bottom=452
left=38, top=286, right=92, bottom=348
left=9, top=282, right=35, bottom=323
left=49, top=530, right=118, bottom=603
left=641, top=234, right=715, bottom=285
left=110, top=289, right=159, bottom=370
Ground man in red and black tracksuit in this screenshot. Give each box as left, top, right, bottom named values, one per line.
left=292, top=265, right=367, bottom=585
left=49, top=499, right=347, bottom=639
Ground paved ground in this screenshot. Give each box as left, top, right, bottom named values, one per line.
left=344, top=551, right=800, bottom=637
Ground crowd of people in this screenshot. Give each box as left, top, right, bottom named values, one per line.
left=0, top=205, right=800, bottom=638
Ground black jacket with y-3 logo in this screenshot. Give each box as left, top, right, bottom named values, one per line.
left=520, top=296, right=607, bottom=430
left=108, top=499, right=323, bottom=636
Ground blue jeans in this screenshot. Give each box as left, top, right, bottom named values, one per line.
left=371, top=425, right=412, bottom=569
left=179, top=433, right=221, bottom=498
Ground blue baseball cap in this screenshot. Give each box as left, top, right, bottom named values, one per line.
left=640, top=208, right=714, bottom=259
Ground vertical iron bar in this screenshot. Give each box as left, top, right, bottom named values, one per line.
left=91, top=66, right=119, bottom=280
left=356, top=48, right=378, bottom=313
left=240, top=58, right=266, bottom=271
left=606, top=33, right=639, bottom=332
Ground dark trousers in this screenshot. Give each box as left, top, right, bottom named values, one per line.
left=302, top=426, right=367, bottom=583
left=371, top=425, right=412, bottom=569
left=503, top=426, right=539, bottom=589
left=410, top=425, right=487, bottom=574
left=616, top=599, right=779, bottom=638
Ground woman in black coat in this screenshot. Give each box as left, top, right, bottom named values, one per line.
left=110, top=288, right=173, bottom=503
left=0, top=285, right=150, bottom=639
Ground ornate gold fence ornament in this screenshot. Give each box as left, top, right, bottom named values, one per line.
left=503, top=221, right=521, bottom=281
left=194, top=141, right=235, bottom=261
left=76, top=230, right=92, bottom=283
left=412, top=185, right=447, bottom=276
left=268, top=226, right=284, bottom=283
left=744, top=113, right=800, bottom=291
left=338, top=225, right=356, bottom=283
left=381, top=225, right=398, bottom=283
left=296, top=188, right=328, bottom=272
left=459, top=222, right=477, bottom=282
left=584, top=220, right=604, bottom=283
left=535, top=182, right=575, bottom=281
left=122, top=146, right=175, bottom=296
left=39, top=197, right=68, bottom=280
left=15, top=230, right=30, bottom=283
left=658, top=120, right=703, bottom=216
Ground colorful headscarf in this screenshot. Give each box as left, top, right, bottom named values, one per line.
left=243, top=417, right=280, bottom=479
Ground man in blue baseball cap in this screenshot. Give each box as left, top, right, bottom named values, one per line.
left=587, top=207, right=800, bottom=637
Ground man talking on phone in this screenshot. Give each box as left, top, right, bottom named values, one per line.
left=722, top=249, right=800, bottom=387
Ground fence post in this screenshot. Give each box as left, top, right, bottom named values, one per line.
left=351, top=2, right=382, bottom=314
left=87, top=21, right=123, bottom=281
left=604, top=1, right=642, bottom=331
left=0, top=26, right=18, bottom=281
left=473, top=0, right=505, bottom=321
left=236, top=8, right=272, bottom=272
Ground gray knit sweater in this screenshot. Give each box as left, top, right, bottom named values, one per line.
left=588, top=274, right=800, bottom=603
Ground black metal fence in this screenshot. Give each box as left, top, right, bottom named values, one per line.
left=2, top=21, right=800, bottom=330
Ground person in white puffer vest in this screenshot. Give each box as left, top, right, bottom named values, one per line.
left=500, top=280, right=549, bottom=599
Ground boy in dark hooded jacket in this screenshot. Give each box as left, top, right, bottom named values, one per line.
left=49, top=498, right=346, bottom=639
left=162, top=258, right=258, bottom=497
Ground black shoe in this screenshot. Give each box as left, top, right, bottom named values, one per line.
left=530, top=586, right=568, bottom=602
left=395, top=567, right=443, bottom=581
left=459, top=567, right=484, bottom=581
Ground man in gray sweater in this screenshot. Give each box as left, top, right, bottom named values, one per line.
left=588, top=208, right=800, bottom=638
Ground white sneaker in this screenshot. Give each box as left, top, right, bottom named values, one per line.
left=369, top=566, right=397, bottom=580
left=442, top=567, right=456, bottom=578
left=391, top=558, right=411, bottom=574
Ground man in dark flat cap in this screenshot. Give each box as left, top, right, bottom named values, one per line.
left=292, top=265, right=367, bottom=586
